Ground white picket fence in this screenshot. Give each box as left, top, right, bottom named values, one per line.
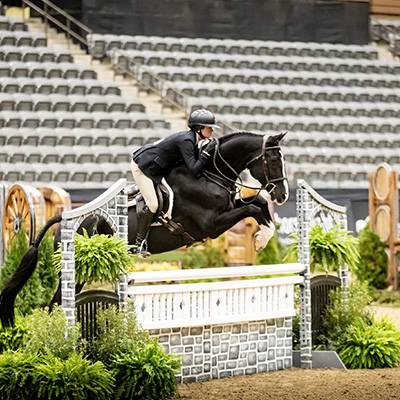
left=127, top=263, right=304, bottom=329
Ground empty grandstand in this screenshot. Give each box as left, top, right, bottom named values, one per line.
left=0, top=1, right=399, bottom=193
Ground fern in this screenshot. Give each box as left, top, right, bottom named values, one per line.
left=0, top=350, right=38, bottom=400
left=337, top=315, right=400, bottom=369
left=284, top=224, right=359, bottom=273
left=53, top=229, right=135, bottom=285
left=34, top=353, right=114, bottom=400
left=112, top=339, right=181, bottom=400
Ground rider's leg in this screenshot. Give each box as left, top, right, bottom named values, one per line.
left=131, top=161, right=158, bottom=255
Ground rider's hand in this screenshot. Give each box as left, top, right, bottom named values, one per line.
left=202, top=140, right=217, bottom=157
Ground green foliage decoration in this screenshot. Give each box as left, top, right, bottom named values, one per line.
left=372, top=289, right=400, bottom=307
left=91, top=306, right=148, bottom=366
left=285, top=224, right=359, bottom=273
left=319, top=281, right=373, bottom=348
left=182, top=243, right=226, bottom=269
left=92, top=306, right=181, bottom=400
left=25, top=306, right=81, bottom=359
left=337, top=316, right=400, bottom=369
left=34, top=353, right=114, bottom=400
left=36, top=229, right=59, bottom=305
left=354, top=223, right=388, bottom=289
left=0, top=224, right=57, bottom=316
left=112, top=339, right=181, bottom=400
left=0, top=350, right=38, bottom=400
left=0, top=315, right=28, bottom=353
left=0, top=350, right=114, bottom=400
left=54, top=229, right=135, bottom=285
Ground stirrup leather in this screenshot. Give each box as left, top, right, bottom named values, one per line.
left=133, top=239, right=151, bottom=257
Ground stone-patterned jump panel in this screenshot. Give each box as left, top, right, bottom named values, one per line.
left=150, top=317, right=292, bottom=383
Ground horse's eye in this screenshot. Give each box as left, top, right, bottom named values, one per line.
left=270, top=157, right=279, bottom=164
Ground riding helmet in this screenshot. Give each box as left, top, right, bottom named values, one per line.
left=188, top=109, right=220, bottom=129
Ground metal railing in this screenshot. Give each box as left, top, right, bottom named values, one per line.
left=21, top=0, right=92, bottom=48
left=20, top=1, right=236, bottom=134
left=112, top=49, right=236, bottom=136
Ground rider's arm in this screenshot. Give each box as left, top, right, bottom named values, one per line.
left=179, top=139, right=209, bottom=176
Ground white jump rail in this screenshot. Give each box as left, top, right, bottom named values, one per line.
left=128, top=263, right=304, bottom=329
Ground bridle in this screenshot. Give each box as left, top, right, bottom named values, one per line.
left=244, top=135, right=288, bottom=194
left=203, top=135, right=288, bottom=196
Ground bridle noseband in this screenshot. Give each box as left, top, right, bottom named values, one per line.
left=244, top=135, right=288, bottom=194
left=203, top=135, right=288, bottom=196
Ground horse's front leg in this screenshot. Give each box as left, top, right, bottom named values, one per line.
left=234, top=195, right=275, bottom=252
left=211, top=203, right=269, bottom=244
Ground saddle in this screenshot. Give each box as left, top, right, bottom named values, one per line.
left=124, top=182, right=195, bottom=246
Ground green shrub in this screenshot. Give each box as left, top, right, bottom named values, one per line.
left=92, top=307, right=181, bottom=400
left=372, top=289, right=400, bottom=306
left=34, top=353, right=114, bottom=400
left=285, top=224, right=359, bottom=273
left=91, top=306, right=148, bottom=366
left=0, top=351, right=114, bottom=400
left=53, top=229, right=135, bottom=285
left=319, top=281, right=373, bottom=348
left=182, top=243, right=226, bottom=269
left=337, top=316, right=400, bottom=369
left=25, top=306, right=81, bottom=359
left=0, top=315, right=28, bottom=353
left=36, top=230, right=59, bottom=305
left=112, top=339, right=181, bottom=400
left=256, top=228, right=288, bottom=265
left=0, top=350, right=38, bottom=400
left=0, top=225, right=57, bottom=316
left=354, top=224, right=388, bottom=289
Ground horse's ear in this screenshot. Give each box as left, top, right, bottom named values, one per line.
left=277, top=131, right=287, bottom=141
left=266, top=131, right=287, bottom=145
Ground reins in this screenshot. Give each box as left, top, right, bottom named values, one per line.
left=203, top=135, right=287, bottom=198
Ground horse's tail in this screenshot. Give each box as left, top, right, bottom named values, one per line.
left=0, top=214, right=62, bottom=328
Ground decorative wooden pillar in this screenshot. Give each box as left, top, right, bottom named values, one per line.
left=369, top=163, right=398, bottom=289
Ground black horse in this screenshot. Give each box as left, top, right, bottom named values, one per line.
left=0, top=131, right=288, bottom=327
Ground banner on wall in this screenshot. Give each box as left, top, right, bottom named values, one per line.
left=78, top=0, right=369, bottom=44
left=273, top=188, right=371, bottom=243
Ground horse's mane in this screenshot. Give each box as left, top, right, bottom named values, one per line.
left=218, top=131, right=262, bottom=145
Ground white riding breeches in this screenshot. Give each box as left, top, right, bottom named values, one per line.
left=131, top=160, right=158, bottom=213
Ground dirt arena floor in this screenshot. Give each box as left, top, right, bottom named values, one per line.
left=177, top=367, right=400, bottom=400
left=177, top=306, right=400, bottom=400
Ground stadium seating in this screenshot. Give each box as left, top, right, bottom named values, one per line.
left=2, top=19, right=399, bottom=188
left=0, top=20, right=173, bottom=188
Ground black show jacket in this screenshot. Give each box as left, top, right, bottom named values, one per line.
left=132, top=130, right=208, bottom=184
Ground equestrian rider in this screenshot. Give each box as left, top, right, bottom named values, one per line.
left=131, top=109, right=220, bottom=255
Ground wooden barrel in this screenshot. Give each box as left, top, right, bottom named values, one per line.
left=37, top=185, right=72, bottom=221
left=2, top=184, right=72, bottom=249
left=2, top=184, right=45, bottom=247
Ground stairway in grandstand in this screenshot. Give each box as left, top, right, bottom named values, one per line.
left=1, top=10, right=400, bottom=189
left=0, top=14, right=179, bottom=189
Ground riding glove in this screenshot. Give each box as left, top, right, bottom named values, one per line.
left=202, top=140, right=217, bottom=157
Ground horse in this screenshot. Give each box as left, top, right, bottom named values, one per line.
left=0, top=131, right=288, bottom=327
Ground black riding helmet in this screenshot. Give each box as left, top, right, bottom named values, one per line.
left=188, top=109, right=220, bottom=130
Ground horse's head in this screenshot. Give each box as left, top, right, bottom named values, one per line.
left=247, top=132, right=289, bottom=205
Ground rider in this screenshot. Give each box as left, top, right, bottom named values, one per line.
left=131, top=109, right=220, bottom=255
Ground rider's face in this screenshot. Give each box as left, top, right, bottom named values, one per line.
left=202, top=126, right=213, bottom=138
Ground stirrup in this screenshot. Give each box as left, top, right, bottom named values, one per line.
left=133, top=239, right=151, bottom=258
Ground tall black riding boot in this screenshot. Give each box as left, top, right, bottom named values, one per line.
left=133, top=205, right=155, bottom=257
